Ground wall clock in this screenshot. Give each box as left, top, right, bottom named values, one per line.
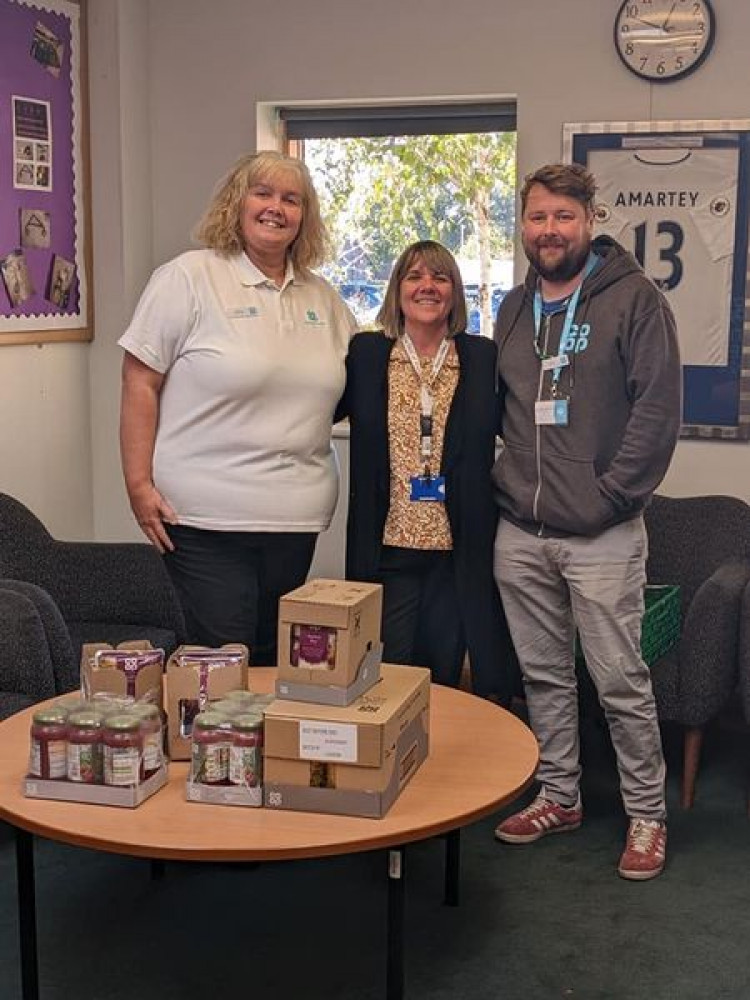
left=614, top=0, right=716, bottom=82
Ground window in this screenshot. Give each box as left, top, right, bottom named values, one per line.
left=280, top=102, right=517, bottom=335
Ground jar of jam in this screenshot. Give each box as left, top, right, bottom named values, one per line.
left=66, top=709, right=104, bottom=784
left=130, top=703, right=164, bottom=778
left=29, top=706, right=69, bottom=779
left=191, top=711, right=230, bottom=785
left=222, top=689, right=258, bottom=708
left=103, top=713, right=144, bottom=787
left=291, top=624, right=337, bottom=670
left=228, top=711, right=264, bottom=788
left=58, top=696, right=89, bottom=715
left=210, top=699, right=243, bottom=718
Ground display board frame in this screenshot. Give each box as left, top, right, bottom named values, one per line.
left=563, top=119, right=750, bottom=441
left=0, top=0, right=90, bottom=345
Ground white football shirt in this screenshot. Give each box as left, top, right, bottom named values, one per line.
left=590, top=146, right=738, bottom=367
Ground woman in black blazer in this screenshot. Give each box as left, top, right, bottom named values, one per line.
left=337, top=241, right=515, bottom=702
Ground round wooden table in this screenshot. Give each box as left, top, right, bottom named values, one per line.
left=0, top=671, right=538, bottom=1000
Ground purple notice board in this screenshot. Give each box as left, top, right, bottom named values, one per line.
left=0, top=0, right=89, bottom=343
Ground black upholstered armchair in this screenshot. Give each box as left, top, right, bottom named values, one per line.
left=0, top=492, right=187, bottom=664
left=644, top=494, right=750, bottom=807
left=736, top=583, right=750, bottom=815
left=0, top=580, right=78, bottom=720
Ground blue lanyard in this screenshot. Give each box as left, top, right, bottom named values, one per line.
left=533, top=252, right=598, bottom=384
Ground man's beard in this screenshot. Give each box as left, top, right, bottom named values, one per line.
left=525, top=238, right=591, bottom=283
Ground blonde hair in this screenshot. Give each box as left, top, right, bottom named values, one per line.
left=376, top=240, right=468, bottom=339
left=193, top=150, right=329, bottom=269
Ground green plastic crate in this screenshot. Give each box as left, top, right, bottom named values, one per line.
left=575, top=584, right=680, bottom=667
left=640, top=584, right=681, bottom=666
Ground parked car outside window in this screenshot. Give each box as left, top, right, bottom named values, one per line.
left=465, top=285, right=507, bottom=335
left=337, top=282, right=384, bottom=327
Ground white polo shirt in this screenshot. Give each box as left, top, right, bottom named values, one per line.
left=119, top=249, right=357, bottom=532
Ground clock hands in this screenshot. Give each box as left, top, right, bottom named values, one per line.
left=631, top=2, right=684, bottom=34
left=632, top=15, right=667, bottom=31
left=661, top=2, right=679, bottom=33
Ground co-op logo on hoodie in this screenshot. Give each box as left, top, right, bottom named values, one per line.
left=560, top=322, right=591, bottom=354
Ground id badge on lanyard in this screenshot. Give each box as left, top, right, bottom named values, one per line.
left=402, top=335, right=449, bottom=503
left=532, top=251, right=597, bottom=428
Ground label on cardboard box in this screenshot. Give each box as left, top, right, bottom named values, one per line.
left=265, top=663, right=430, bottom=769
left=299, top=721, right=358, bottom=762
left=291, top=624, right=337, bottom=670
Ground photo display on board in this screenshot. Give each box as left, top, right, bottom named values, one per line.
left=0, top=0, right=88, bottom=341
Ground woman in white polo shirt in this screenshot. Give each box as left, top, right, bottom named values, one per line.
left=119, top=150, right=356, bottom=664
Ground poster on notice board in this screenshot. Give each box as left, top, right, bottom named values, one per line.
left=0, top=0, right=89, bottom=344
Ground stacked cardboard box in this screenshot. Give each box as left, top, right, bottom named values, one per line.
left=266, top=579, right=430, bottom=817
left=264, top=662, right=430, bottom=818
left=276, top=578, right=384, bottom=705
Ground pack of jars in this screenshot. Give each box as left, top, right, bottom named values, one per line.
left=28, top=694, right=165, bottom=789
left=189, top=689, right=273, bottom=793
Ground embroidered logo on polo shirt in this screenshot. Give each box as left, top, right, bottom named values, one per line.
left=305, top=309, right=326, bottom=326
left=226, top=306, right=259, bottom=319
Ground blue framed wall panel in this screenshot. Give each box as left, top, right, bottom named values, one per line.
left=563, top=120, right=750, bottom=440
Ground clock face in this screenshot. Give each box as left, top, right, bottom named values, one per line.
left=615, top=0, right=715, bottom=82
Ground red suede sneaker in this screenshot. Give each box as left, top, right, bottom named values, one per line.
left=618, top=818, right=667, bottom=880
left=494, top=794, right=583, bottom=844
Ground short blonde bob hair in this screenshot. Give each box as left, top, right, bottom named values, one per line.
left=193, top=150, right=329, bottom=269
left=376, top=240, right=468, bottom=339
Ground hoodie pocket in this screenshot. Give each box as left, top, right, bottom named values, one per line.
left=538, top=451, right=616, bottom=535
left=492, top=439, right=539, bottom=523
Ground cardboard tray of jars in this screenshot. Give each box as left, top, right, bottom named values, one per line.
left=24, top=694, right=169, bottom=808
left=24, top=765, right=168, bottom=808
left=184, top=693, right=265, bottom=807
left=185, top=780, right=262, bottom=807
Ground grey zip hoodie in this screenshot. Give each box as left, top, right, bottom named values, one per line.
left=492, top=235, right=681, bottom=537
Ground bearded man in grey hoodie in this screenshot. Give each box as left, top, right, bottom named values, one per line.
left=492, top=163, right=681, bottom=881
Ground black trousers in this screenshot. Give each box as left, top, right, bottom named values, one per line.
left=376, top=546, right=466, bottom=687
left=164, top=525, right=317, bottom=666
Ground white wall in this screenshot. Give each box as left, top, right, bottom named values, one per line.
left=1, top=0, right=748, bottom=540
left=0, top=342, right=91, bottom=537
left=88, top=0, right=153, bottom=541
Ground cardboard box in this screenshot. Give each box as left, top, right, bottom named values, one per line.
left=81, top=641, right=164, bottom=710
left=166, top=644, right=249, bottom=760
left=277, top=579, right=383, bottom=699
left=263, top=663, right=430, bottom=818
left=23, top=765, right=168, bottom=809
left=275, top=641, right=383, bottom=707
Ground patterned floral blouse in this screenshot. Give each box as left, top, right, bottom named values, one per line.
left=382, top=336, right=459, bottom=550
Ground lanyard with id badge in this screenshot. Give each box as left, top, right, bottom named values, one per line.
left=533, top=253, right=597, bottom=427
left=401, top=334, right=450, bottom=503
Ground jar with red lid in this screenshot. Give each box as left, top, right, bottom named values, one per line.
left=191, top=711, right=230, bottom=785
left=130, top=703, right=164, bottom=778
left=103, top=713, right=144, bottom=787
left=66, top=709, right=104, bottom=784
left=228, top=711, right=264, bottom=788
left=29, top=706, right=69, bottom=779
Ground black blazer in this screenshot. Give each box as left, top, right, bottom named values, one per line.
left=337, top=330, right=516, bottom=700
